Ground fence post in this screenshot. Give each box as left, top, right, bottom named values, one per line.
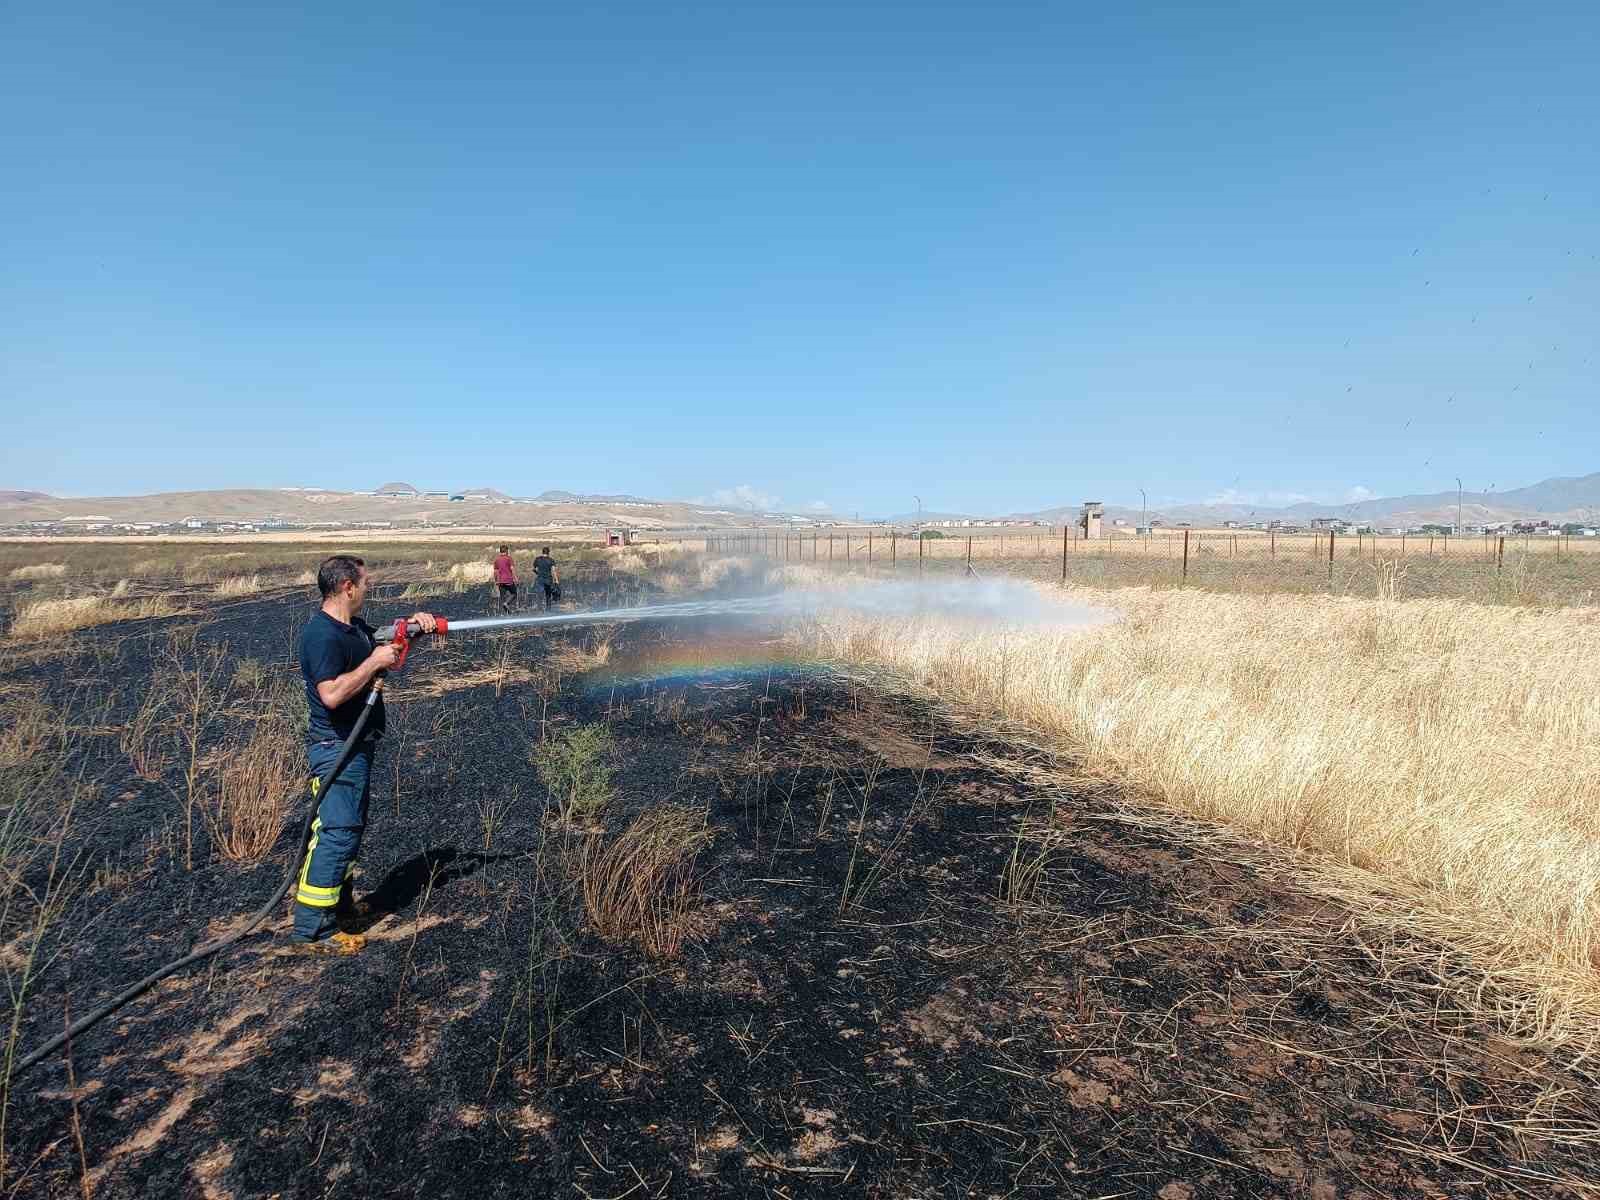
left=966, top=536, right=972, bottom=573
left=919, top=531, right=924, bottom=578
left=1270, top=530, right=1276, bottom=559
left=829, top=534, right=833, bottom=564
left=891, top=530, right=896, bottom=567
left=1061, top=524, right=1068, bottom=584
left=1181, top=529, right=1190, bottom=582
left=868, top=531, right=873, bottom=563
left=1497, top=536, right=1505, bottom=574
left=1327, top=530, right=1335, bottom=582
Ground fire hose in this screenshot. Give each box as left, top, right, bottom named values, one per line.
left=13, top=678, right=385, bottom=1077
left=13, top=614, right=450, bottom=1076
left=12, top=598, right=793, bottom=1077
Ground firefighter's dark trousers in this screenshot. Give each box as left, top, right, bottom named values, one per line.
left=292, top=740, right=374, bottom=942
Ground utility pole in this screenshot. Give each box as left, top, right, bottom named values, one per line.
left=1456, top=477, right=1463, bottom=537
left=1139, top=487, right=1147, bottom=535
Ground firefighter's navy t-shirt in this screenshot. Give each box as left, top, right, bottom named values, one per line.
left=298, top=610, right=385, bottom=744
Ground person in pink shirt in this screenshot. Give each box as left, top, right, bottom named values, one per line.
left=492, top=544, right=518, bottom=612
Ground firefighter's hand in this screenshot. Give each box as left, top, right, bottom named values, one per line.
left=369, top=643, right=404, bottom=672
left=410, top=611, right=438, bottom=634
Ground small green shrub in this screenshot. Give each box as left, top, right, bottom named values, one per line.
left=532, top=724, right=614, bottom=822
left=233, top=657, right=269, bottom=692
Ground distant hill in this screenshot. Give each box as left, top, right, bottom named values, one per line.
left=881, top=510, right=986, bottom=525
left=886, top=472, right=1600, bottom=530
left=535, top=489, right=657, bottom=505
left=374, top=481, right=419, bottom=495
left=1010, top=472, right=1600, bottom=528
left=0, top=486, right=752, bottom=531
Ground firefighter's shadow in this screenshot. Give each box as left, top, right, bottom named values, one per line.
left=362, top=846, right=518, bottom=917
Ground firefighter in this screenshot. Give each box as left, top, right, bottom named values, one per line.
left=291, top=555, right=436, bottom=953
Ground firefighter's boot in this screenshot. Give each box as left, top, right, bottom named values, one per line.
left=289, top=930, right=366, bottom=956
left=335, top=878, right=375, bottom=934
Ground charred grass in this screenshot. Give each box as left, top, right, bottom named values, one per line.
left=2, top=583, right=1598, bottom=1198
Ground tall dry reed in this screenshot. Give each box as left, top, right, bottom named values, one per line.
left=790, top=583, right=1600, bottom=1041
left=580, top=805, right=712, bottom=958
left=207, top=719, right=299, bottom=863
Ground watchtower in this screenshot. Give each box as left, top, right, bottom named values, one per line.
left=1080, top=501, right=1104, bottom=540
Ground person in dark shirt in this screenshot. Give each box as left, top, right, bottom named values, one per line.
left=532, top=546, right=559, bottom=610
left=292, top=554, right=436, bottom=953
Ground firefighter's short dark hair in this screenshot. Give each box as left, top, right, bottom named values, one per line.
left=317, top=555, right=365, bottom=599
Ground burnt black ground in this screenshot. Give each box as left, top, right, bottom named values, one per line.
left=7, top=577, right=1599, bottom=1199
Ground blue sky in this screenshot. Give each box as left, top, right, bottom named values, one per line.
left=3, top=2, right=1596, bottom=516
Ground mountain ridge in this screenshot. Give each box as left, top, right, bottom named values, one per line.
left=4, top=471, right=1598, bottom=529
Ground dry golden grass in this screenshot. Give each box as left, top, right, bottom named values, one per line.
left=120, top=686, right=170, bottom=781
left=212, top=573, right=263, bottom=597
left=403, top=663, right=534, bottom=699
left=766, top=563, right=830, bottom=589
left=790, top=582, right=1600, bottom=1043
left=182, top=552, right=250, bottom=584
left=546, top=631, right=613, bottom=676
left=0, top=697, right=61, bottom=769
left=580, top=804, right=712, bottom=958
left=207, top=719, right=300, bottom=863
left=448, top=561, right=494, bottom=591
left=607, top=550, right=647, bottom=574
left=9, top=595, right=184, bottom=639
left=698, top=555, right=758, bottom=589
left=8, top=563, right=67, bottom=581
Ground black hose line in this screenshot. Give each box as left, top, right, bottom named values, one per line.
left=13, top=686, right=382, bottom=1078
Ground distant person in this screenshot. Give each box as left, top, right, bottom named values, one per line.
left=293, top=555, right=436, bottom=954
left=533, top=546, right=559, bottom=609
left=492, top=544, right=518, bottom=612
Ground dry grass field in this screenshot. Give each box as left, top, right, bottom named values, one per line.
left=761, top=526, right=1600, bottom=606
left=784, top=570, right=1600, bottom=1046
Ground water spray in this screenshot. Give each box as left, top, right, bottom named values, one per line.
left=373, top=596, right=796, bottom=657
